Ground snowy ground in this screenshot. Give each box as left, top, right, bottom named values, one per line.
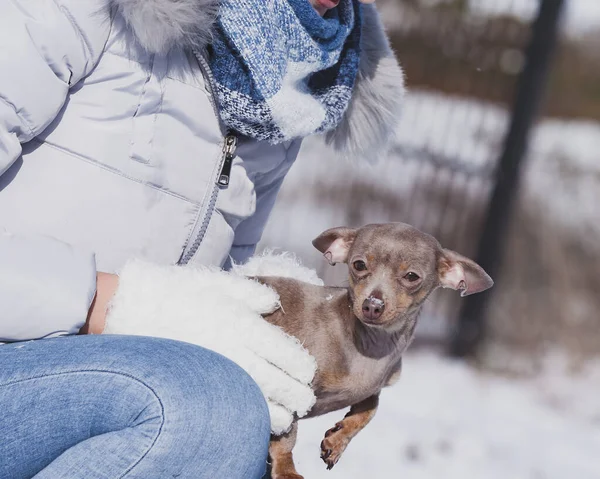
left=292, top=350, right=600, bottom=479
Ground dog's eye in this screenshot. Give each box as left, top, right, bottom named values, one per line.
left=353, top=260, right=367, bottom=272
left=404, top=272, right=420, bottom=282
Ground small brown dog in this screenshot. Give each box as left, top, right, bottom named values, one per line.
left=259, top=223, right=493, bottom=479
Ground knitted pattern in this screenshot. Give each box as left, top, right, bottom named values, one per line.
left=209, top=0, right=361, bottom=143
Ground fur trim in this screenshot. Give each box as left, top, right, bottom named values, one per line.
left=232, top=250, right=324, bottom=286
left=324, top=4, right=405, bottom=162
left=104, top=259, right=317, bottom=434
left=109, top=0, right=219, bottom=54
left=109, top=1, right=404, bottom=160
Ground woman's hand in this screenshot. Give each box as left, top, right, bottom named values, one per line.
left=80, top=273, right=119, bottom=335
left=98, top=260, right=317, bottom=434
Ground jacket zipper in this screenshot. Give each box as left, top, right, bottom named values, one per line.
left=178, top=50, right=237, bottom=265
left=218, top=135, right=238, bottom=187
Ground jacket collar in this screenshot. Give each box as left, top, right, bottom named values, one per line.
left=109, top=0, right=404, bottom=161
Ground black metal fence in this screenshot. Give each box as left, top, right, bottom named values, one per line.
left=451, top=0, right=566, bottom=357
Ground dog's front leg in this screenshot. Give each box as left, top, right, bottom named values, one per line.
left=320, top=394, right=380, bottom=470
left=269, top=421, right=303, bottom=479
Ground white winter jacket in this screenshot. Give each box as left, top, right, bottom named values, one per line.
left=0, top=0, right=404, bottom=341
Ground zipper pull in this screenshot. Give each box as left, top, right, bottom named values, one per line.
left=217, top=135, right=238, bottom=188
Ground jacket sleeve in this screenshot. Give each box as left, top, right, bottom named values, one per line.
left=226, top=140, right=302, bottom=267
left=0, top=233, right=97, bottom=343
left=0, top=0, right=110, bottom=174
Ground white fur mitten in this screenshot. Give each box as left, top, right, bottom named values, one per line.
left=103, top=259, right=316, bottom=434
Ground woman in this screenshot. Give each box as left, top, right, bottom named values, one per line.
left=0, top=0, right=404, bottom=477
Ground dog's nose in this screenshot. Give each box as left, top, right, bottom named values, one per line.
left=362, top=295, right=385, bottom=321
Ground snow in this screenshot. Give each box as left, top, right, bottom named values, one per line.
left=564, top=0, right=600, bottom=34
left=293, top=350, right=600, bottom=479
left=368, top=296, right=385, bottom=308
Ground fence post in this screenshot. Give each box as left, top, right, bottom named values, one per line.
left=450, top=0, right=566, bottom=358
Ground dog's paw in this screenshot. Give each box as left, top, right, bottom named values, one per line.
left=320, top=422, right=349, bottom=470
left=270, top=459, right=304, bottom=479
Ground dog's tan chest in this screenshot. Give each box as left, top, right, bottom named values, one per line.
left=308, top=352, right=400, bottom=417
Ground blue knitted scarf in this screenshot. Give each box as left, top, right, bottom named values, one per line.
left=209, top=0, right=361, bottom=143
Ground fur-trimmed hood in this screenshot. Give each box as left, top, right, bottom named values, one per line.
left=110, top=0, right=404, bottom=161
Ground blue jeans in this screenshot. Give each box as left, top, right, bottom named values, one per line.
left=0, top=335, right=271, bottom=479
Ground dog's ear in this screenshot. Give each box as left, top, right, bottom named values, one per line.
left=312, top=227, right=358, bottom=265
left=438, top=249, right=493, bottom=296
